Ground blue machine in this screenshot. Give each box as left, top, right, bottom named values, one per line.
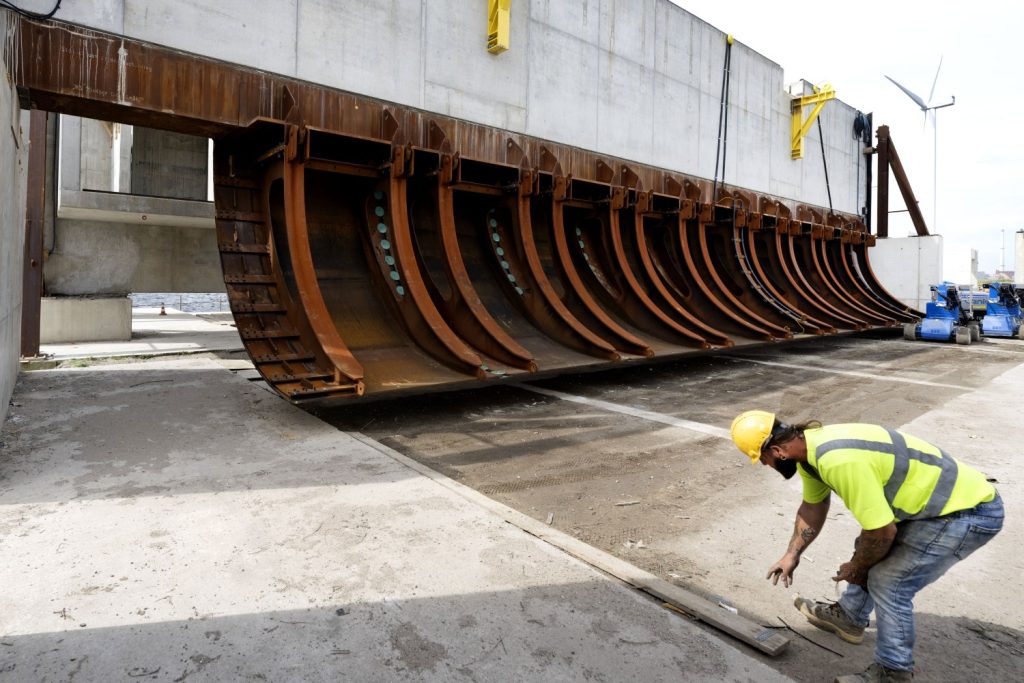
left=979, top=283, right=1024, bottom=339
left=903, top=283, right=977, bottom=345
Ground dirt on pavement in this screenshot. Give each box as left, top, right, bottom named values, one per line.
left=323, top=334, right=1024, bottom=683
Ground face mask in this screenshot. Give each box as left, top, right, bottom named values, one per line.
left=775, top=457, right=798, bottom=480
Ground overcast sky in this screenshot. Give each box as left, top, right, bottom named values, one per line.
left=673, top=0, right=1023, bottom=281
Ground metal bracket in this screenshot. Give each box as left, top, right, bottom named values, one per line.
left=790, top=83, right=835, bottom=160
left=487, top=0, right=511, bottom=54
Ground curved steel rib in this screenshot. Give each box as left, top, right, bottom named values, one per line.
left=734, top=225, right=821, bottom=334
left=280, top=135, right=367, bottom=385
left=549, top=194, right=654, bottom=357
left=215, top=129, right=364, bottom=401
left=851, top=241, right=924, bottom=318
left=630, top=208, right=733, bottom=347
left=432, top=156, right=537, bottom=371
left=653, top=215, right=766, bottom=341
left=506, top=184, right=621, bottom=360
left=690, top=216, right=792, bottom=340
left=808, top=228, right=894, bottom=326
left=776, top=227, right=865, bottom=330
left=744, top=227, right=835, bottom=334
left=367, top=151, right=488, bottom=378
left=821, top=235, right=904, bottom=324
left=605, top=203, right=717, bottom=349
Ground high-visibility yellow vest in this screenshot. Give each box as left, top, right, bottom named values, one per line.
left=799, top=424, right=996, bottom=530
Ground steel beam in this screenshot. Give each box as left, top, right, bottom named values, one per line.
left=20, top=110, right=46, bottom=358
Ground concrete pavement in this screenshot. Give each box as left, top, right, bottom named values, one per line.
left=33, top=307, right=243, bottom=363
left=0, top=352, right=788, bottom=682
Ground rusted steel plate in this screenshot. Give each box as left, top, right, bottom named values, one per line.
left=214, top=126, right=363, bottom=399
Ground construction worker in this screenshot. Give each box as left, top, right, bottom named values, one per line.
left=730, top=411, right=1003, bottom=683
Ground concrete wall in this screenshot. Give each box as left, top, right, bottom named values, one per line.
left=44, top=219, right=222, bottom=295
left=33, top=0, right=865, bottom=215
left=39, top=296, right=131, bottom=343
left=1, top=12, right=28, bottom=426
left=869, top=235, right=944, bottom=311
left=47, top=115, right=219, bottom=295
left=130, top=127, right=207, bottom=200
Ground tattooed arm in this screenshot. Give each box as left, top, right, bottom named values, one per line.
left=834, top=523, right=897, bottom=586
left=766, top=498, right=831, bottom=587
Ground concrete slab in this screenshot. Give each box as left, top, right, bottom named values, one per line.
left=34, top=307, right=243, bottom=362
left=0, top=356, right=790, bottom=682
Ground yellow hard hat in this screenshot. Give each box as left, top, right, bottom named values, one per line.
left=730, top=410, right=776, bottom=463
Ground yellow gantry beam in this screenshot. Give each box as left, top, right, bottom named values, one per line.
left=791, top=83, right=835, bottom=160
left=487, top=0, right=511, bottom=54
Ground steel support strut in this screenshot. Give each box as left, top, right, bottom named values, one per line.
left=21, top=110, right=47, bottom=357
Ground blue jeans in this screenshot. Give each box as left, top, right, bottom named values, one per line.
left=837, top=494, right=1004, bottom=672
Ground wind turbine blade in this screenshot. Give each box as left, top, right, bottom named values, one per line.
left=885, top=75, right=928, bottom=110
left=928, top=56, right=943, bottom=104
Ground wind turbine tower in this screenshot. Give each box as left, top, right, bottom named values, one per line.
left=885, top=59, right=955, bottom=232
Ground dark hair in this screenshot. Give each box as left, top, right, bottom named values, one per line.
left=764, top=419, right=822, bottom=451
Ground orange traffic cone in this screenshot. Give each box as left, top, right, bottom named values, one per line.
left=159, top=303, right=167, bottom=316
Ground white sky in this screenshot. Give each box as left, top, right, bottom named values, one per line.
left=672, top=0, right=1024, bottom=281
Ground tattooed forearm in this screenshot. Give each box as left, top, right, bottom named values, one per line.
left=787, top=524, right=817, bottom=556
left=849, top=526, right=896, bottom=573
left=851, top=535, right=893, bottom=569
left=785, top=503, right=827, bottom=557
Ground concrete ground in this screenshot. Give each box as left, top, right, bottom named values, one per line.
left=1, top=316, right=788, bottom=681
left=4, top=312, right=1022, bottom=682
left=33, top=307, right=242, bottom=363
left=324, top=333, right=1024, bottom=683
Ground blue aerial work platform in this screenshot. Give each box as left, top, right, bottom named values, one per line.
left=979, top=283, right=1024, bottom=339
left=903, top=283, right=977, bottom=345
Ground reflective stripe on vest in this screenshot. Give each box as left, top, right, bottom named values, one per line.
left=815, top=428, right=959, bottom=521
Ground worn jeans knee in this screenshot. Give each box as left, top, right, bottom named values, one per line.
left=846, top=495, right=1004, bottom=672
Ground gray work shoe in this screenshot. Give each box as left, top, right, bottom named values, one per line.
left=794, top=596, right=865, bottom=644
left=834, top=661, right=913, bottom=682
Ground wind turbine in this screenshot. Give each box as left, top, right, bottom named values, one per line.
left=885, top=58, right=955, bottom=232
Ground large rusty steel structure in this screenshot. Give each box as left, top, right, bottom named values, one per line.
left=9, top=15, right=921, bottom=404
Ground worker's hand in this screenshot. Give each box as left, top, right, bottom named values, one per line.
left=766, top=554, right=799, bottom=587
left=833, top=561, right=868, bottom=587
